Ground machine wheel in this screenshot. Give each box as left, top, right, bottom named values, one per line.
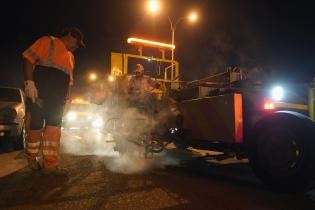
left=172, top=128, right=192, bottom=150
left=172, top=115, right=191, bottom=150
left=146, top=140, right=164, bottom=153
left=173, top=136, right=189, bottom=150
left=249, top=112, right=315, bottom=192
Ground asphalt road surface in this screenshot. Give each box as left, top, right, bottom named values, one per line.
left=0, top=130, right=315, bottom=210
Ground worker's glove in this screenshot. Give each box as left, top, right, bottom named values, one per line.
left=24, top=80, right=38, bottom=103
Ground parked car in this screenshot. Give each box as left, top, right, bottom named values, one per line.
left=0, top=86, right=26, bottom=149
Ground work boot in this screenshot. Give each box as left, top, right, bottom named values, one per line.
left=28, top=160, right=41, bottom=171
left=41, top=166, right=68, bottom=176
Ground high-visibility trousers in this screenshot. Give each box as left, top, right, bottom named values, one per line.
left=43, top=126, right=61, bottom=169
left=25, top=129, right=42, bottom=161
left=25, top=127, right=61, bottom=169
left=25, top=66, right=69, bottom=169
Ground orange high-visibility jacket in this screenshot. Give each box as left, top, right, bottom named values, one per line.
left=23, top=36, right=74, bottom=78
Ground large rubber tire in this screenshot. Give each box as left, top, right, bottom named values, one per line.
left=248, top=112, right=315, bottom=192
left=146, top=141, right=164, bottom=153
left=173, top=136, right=189, bottom=150
left=172, top=128, right=192, bottom=150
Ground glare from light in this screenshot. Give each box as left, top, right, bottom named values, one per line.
left=73, top=98, right=83, bottom=103
left=271, top=86, right=284, bottom=101
left=89, top=73, right=97, bottom=81
left=169, top=127, right=178, bottom=134
left=188, top=12, right=198, bottom=22
left=127, top=37, right=175, bottom=49
left=66, top=112, right=77, bottom=121
left=264, top=103, right=275, bottom=110
left=92, top=117, right=103, bottom=128
left=108, top=75, right=115, bottom=82
left=148, top=0, right=160, bottom=13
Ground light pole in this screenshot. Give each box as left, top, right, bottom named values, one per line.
left=168, top=17, right=184, bottom=80
left=168, top=12, right=198, bottom=80
left=147, top=1, right=198, bottom=80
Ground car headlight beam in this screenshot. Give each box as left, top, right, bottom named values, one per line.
left=66, top=112, right=77, bottom=121
left=92, top=117, right=103, bottom=128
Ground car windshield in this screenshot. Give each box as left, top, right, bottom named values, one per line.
left=0, top=88, right=21, bottom=102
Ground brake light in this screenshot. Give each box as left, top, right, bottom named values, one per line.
left=264, top=102, right=275, bottom=110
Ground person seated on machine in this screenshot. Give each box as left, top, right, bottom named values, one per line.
left=127, top=64, right=161, bottom=113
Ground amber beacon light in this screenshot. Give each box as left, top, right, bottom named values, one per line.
left=127, top=37, right=175, bottom=50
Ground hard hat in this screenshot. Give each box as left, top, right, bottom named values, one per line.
left=135, top=64, right=144, bottom=73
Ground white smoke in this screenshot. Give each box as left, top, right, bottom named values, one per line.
left=61, top=101, right=183, bottom=174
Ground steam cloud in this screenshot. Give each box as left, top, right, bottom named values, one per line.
left=61, top=96, right=182, bottom=174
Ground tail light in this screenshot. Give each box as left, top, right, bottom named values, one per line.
left=263, top=98, right=275, bottom=110
left=264, top=102, right=275, bottom=110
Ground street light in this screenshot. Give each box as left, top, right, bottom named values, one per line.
left=89, top=73, right=97, bottom=81
left=147, top=0, right=160, bottom=14
left=168, top=11, right=198, bottom=80
left=146, top=1, right=198, bottom=80
left=188, top=12, right=198, bottom=22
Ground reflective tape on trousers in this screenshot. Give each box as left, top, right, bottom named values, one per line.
left=27, top=148, right=40, bottom=154
left=43, top=141, right=59, bottom=147
left=27, top=142, right=41, bottom=147
left=43, top=150, right=58, bottom=156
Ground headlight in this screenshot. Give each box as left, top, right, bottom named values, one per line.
left=108, top=75, right=115, bottom=82
left=66, top=112, right=77, bottom=121
left=0, top=108, right=17, bottom=123
left=271, top=86, right=284, bottom=101
left=92, top=117, right=103, bottom=128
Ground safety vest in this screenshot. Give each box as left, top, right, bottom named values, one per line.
left=22, top=36, right=74, bottom=75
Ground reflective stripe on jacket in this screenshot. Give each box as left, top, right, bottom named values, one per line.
left=22, top=36, right=74, bottom=75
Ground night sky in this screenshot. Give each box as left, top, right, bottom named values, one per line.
left=1, top=0, right=315, bottom=90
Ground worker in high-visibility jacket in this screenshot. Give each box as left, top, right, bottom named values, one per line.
left=22, top=27, right=85, bottom=175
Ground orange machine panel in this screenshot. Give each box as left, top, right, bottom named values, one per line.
left=178, top=93, right=243, bottom=143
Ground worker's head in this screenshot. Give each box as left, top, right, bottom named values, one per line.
left=60, top=27, right=85, bottom=52
left=134, top=64, right=144, bottom=77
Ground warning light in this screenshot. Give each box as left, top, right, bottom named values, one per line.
left=127, top=37, right=175, bottom=50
